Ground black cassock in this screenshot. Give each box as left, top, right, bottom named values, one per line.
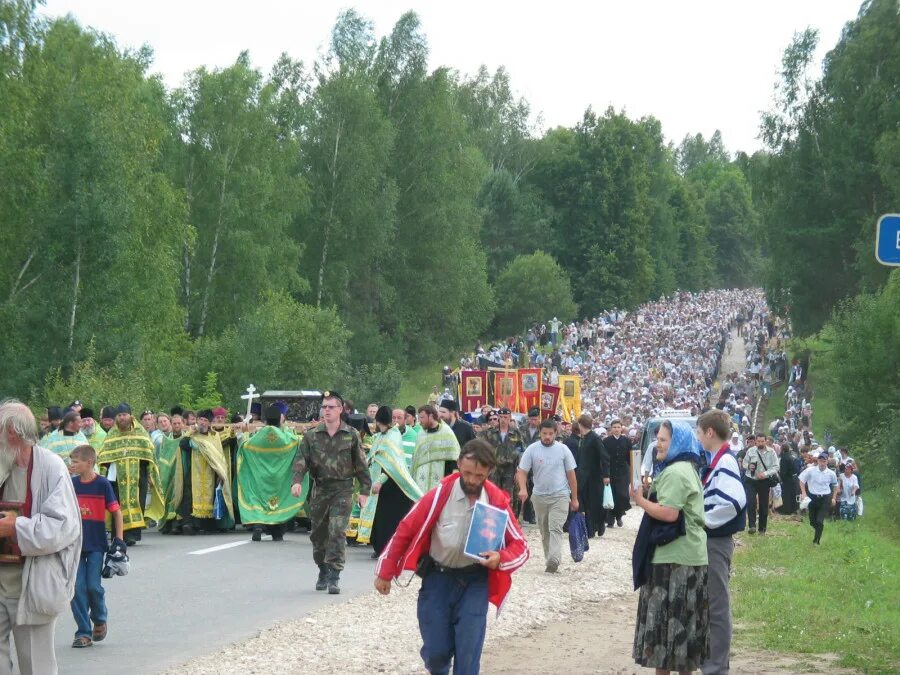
left=578, top=430, right=610, bottom=536
left=776, top=450, right=799, bottom=514
left=371, top=476, right=414, bottom=555
left=602, top=434, right=633, bottom=520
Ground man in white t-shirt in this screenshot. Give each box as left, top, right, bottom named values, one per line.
left=516, top=420, right=577, bottom=573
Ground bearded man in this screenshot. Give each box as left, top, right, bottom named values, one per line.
left=97, top=403, right=165, bottom=545
left=438, top=400, right=475, bottom=448
left=79, top=407, right=107, bottom=452
left=411, top=405, right=460, bottom=492
left=0, top=399, right=81, bottom=674
left=176, top=410, right=234, bottom=534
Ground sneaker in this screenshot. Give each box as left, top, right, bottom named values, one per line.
left=545, top=559, right=559, bottom=573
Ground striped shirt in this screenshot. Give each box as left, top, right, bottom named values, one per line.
left=702, top=448, right=747, bottom=531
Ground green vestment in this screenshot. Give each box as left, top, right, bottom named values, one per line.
left=411, top=421, right=460, bottom=492
left=357, top=427, right=423, bottom=544
left=237, top=425, right=308, bottom=525
left=43, top=430, right=88, bottom=463
left=97, top=423, right=165, bottom=531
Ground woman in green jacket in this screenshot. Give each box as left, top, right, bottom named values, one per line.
left=631, top=419, right=709, bottom=674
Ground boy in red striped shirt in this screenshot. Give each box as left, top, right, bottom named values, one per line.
left=68, top=445, right=123, bottom=648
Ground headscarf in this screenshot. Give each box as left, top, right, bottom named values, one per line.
left=655, top=419, right=702, bottom=475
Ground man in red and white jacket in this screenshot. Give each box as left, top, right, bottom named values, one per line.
left=375, top=439, right=529, bottom=674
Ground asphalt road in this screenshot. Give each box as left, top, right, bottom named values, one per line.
left=53, top=528, right=377, bottom=674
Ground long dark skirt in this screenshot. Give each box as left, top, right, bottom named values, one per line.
left=371, top=477, right=414, bottom=555
left=633, top=563, right=709, bottom=671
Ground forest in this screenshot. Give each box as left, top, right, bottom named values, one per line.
left=0, top=0, right=896, bottom=413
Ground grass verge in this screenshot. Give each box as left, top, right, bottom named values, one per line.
left=731, top=489, right=900, bottom=673
left=396, top=362, right=444, bottom=408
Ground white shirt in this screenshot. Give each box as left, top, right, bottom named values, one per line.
left=799, top=466, right=838, bottom=496
left=429, top=479, right=487, bottom=568
left=839, top=474, right=859, bottom=504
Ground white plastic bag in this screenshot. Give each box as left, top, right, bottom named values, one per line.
left=799, top=495, right=811, bottom=511
left=857, top=497, right=864, bottom=517
left=603, top=484, right=615, bottom=510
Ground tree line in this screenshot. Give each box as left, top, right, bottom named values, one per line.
left=0, top=0, right=893, bottom=413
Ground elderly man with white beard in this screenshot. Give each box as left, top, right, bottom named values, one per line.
left=0, top=399, right=81, bottom=674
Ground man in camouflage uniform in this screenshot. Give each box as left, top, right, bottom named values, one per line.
left=291, top=391, right=371, bottom=594
left=478, top=407, right=524, bottom=506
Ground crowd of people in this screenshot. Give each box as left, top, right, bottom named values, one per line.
left=0, top=286, right=867, bottom=675
left=463, top=289, right=771, bottom=439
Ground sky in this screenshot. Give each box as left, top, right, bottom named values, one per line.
left=40, top=0, right=864, bottom=154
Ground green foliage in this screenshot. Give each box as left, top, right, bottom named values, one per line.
left=36, top=341, right=147, bottom=412
left=7, top=4, right=853, bottom=415
left=760, top=0, right=899, bottom=333
left=178, top=372, right=224, bottom=412
left=493, top=252, right=577, bottom=335
left=821, top=269, right=900, bottom=485
left=344, top=361, right=403, bottom=408
left=195, top=291, right=350, bottom=410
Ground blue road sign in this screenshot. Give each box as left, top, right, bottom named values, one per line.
left=875, top=214, right=900, bottom=266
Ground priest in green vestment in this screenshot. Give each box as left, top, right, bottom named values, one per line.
left=411, top=405, right=461, bottom=492
left=79, top=408, right=107, bottom=453
left=177, top=409, right=235, bottom=534
left=212, top=406, right=241, bottom=525
left=237, top=405, right=308, bottom=542
left=357, top=407, right=423, bottom=554
left=43, top=411, right=88, bottom=464
left=97, top=403, right=165, bottom=544
left=392, top=408, right=419, bottom=469
left=157, top=414, right=189, bottom=534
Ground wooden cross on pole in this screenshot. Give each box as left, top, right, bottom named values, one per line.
left=241, top=384, right=258, bottom=422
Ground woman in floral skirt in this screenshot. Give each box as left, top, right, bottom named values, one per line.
left=631, top=420, right=709, bottom=674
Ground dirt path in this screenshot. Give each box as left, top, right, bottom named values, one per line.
left=718, top=327, right=748, bottom=391
left=481, top=591, right=852, bottom=674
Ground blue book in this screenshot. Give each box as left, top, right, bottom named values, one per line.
left=464, top=501, right=508, bottom=561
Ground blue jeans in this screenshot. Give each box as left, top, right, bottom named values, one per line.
left=71, top=551, right=107, bottom=638
left=417, top=568, right=489, bottom=675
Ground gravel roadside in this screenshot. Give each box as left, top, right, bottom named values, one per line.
left=164, top=510, right=642, bottom=674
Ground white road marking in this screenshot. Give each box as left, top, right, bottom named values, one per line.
left=187, top=540, right=251, bottom=556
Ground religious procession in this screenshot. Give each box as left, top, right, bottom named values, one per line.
left=2, top=285, right=797, bottom=675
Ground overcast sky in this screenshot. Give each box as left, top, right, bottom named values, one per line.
left=40, top=0, right=863, bottom=154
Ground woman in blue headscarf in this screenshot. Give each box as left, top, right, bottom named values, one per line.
left=630, top=420, right=709, bottom=674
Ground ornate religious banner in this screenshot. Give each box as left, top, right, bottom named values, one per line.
left=540, top=384, right=560, bottom=419
left=558, top=374, right=582, bottom=421
left=460, top=370, right=488, bottom=412
left=516, top=368, right=542, bottom=414
left=492, top=370, right=518, bottom=410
